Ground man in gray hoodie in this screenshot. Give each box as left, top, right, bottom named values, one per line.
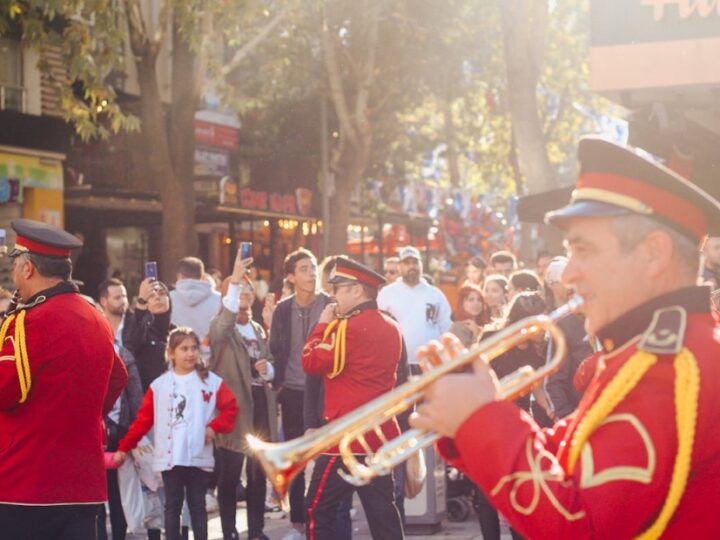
left=169, top=257, right=221, bottom=349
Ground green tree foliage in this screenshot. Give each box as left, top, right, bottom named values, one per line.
left=2, top=0, right=612, bottom=264
left=1, top=0, right=290, bottom=277
left=1, top=0, right=139, bottom=138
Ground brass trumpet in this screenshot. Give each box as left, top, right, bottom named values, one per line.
left=247, top=296, right=584, bottom=497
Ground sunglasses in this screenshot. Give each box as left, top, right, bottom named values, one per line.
left=331, top=282, right=357, bottom=294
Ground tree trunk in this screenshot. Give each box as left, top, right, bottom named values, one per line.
left=134, top=44, right=196, bottom=281
left=500, top=0, right=554, bottom=196
left=165, top=18, right=199, bottom=279
left=327, top=160, right=365, bottom=255
left=500, top=0, right=554, bottom=261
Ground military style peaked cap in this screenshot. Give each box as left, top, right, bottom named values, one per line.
left=546, top=136, right=720, bottom=241
left=329, top=257, right=386, bottom=289
left=9, top=219, right=83, bottom=258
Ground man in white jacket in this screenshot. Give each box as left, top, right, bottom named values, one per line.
left=377, top=246, right=452, bottom=371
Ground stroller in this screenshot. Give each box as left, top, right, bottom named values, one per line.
left=445, top=465, right=476, bottom=522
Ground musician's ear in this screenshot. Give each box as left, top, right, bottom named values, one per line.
left=642, top=230, right=674, bottom=279
left=20, top=256, right=36, bottom=281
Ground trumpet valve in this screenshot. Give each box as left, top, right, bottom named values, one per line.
left=440, top=333, right=465, bottom=358
left=416, top=339, right=446, bottom=373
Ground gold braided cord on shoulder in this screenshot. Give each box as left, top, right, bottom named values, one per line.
left=327, top=319, right=348, bottom=379
left=0, top=313, right=14, bottom=344
left=636, top=349, right=699, bottom=539
left=566, top=348, right=700, bottom=539
left=321, top=319, right=340, bottom=371
left=15, top=310, right=30, bottom=403
left=567, top=350, right=658, bottom=474
left=0, top=311, right=31, bottom=403
left=321, top=319, right=349, bottom=379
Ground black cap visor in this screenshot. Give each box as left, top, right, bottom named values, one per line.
left=545, top=200, right=633, bottom=228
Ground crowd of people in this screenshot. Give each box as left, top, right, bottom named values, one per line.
left=1, top=136, right=720, bottom=539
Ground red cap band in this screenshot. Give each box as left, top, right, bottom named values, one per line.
left=577, top=172, right=708, bottom=239
left=334, top=266, right=384, bottom=288
left=15, top=235, right=72, bottom=257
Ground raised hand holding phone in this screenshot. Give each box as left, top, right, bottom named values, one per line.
left=144, top=261, right=158, bottom=280
left=240, top=241, right=252, bottom=260
left=230, top=247, right=253, bottom=283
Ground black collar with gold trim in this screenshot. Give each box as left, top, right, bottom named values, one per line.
left=7, top=281, right=79, bottom=316
left=596, top=286, right=710, bottom=353
left=338, top=300, right=377, bottom=320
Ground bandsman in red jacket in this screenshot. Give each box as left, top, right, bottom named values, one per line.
left=0, top=219, right=128, bottom=539
left=412, top=137, right=720, bottom=538
left=302, top=257, right=404, bottom=540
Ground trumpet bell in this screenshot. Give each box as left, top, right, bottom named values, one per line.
left=246, top=434, right=306, bottom=499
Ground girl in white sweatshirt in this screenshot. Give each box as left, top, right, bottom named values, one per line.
left=115, top=327, right=238, bottom=540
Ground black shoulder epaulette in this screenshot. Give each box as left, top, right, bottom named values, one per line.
left=638, top=306, right=687, bottom=355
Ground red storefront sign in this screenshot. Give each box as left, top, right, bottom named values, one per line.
left=194, top=120, right=239, bottom=150
left=239, top=188, right=298, bottom=215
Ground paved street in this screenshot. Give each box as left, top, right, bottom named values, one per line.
left=126, top=496, right=514, bottom=539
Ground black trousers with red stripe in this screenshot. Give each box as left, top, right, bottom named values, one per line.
left=305, top=454, right=404, bottom=540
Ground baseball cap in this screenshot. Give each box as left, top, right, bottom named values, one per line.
left=398, top=246, right=421, bottom=261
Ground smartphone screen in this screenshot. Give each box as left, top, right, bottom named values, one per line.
left=0, top=229, right=5, bottom=247
left=144, top=261, right=158, bottom=280
left=240, top=241, right=253, bottom=260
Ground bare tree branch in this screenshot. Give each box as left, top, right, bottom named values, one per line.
left=220, top=7, right=289, bottom=77
left=367, top=87, right=397, bottom=119
left=124, top=0, right=150, bottom=56
left=193, top=10, right=214, bottom=100
left=151, top=0, right=173, bottom=49
left=354, top=1, right=381, bottom=126
left=323, top=5, right=359, bottom=148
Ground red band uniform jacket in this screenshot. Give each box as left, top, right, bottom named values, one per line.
left=438, top=286, right=720, bottom=538
left=302, top=301, right=402, bottom=454
left=0, top=283, right=128, bottom=504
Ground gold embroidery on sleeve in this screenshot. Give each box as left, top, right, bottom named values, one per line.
left=579, top=413, right=656, bottom=489
left=491, top=439, right=586, bottom=521
left=316, top=333, right=336, bottom=352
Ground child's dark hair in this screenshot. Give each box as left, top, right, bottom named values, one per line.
left=166, top=327, right=209, bottom=381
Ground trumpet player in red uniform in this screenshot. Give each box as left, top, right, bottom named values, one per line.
left=412, top=137, right=720, bottom=538
left=302, top=257, right=404, bottom=540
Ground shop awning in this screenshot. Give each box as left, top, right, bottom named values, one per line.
left=197, top=204, right=321, bottom=222
left=64, top=187, right=162, bottom=213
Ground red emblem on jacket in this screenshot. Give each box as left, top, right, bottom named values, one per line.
left=202, top=389, right=213, bottom=403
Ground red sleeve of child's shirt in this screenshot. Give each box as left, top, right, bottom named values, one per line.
left=208, top=382, right=239, bottom=434
left=118, top=388, right=154, bottom=452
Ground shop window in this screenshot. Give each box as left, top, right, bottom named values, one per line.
left=0, top=38, right=25, bottom=112
left=106, top=227, right=149, bottom=297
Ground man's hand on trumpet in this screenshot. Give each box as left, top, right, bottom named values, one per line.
left=410, top=338, right=501, bottom=438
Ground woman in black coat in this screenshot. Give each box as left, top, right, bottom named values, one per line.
left=123, top=279, right=174, bottom=390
